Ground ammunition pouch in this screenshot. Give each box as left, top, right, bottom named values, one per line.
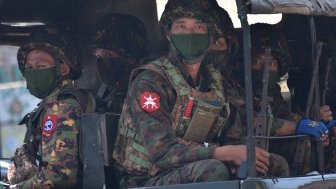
left=80, top=112, right=119, bottom=189
left=183, top=99, right=229, bottom=143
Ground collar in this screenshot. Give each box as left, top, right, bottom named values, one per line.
left=166, top=52, right=212, bottom=92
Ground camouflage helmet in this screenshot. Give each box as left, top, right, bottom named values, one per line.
left=17, top=26, right=81, bottom=79
left=234, top=23, right=291, bottom=76
left=210, top=2, right=238, bottom=55
left=249, top=23, right=291, bottom=76
left=208, top=0, right=234, bottom=38
left=91, top=13, right=149, bottom=59
left=159, top=0, right=218, bottom=36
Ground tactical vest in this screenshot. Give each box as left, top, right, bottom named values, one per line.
left=21, top=83, right=95, bottom=167
left=113, top=57, right=230, bottom=176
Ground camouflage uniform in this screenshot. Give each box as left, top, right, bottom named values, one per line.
left=12, top=27, right=84, bottom=188
left=224, top=23, right=311, bottom=175
left=113, top=1, right=289, bottom=188
left=90, top=13, right=149, bottom=113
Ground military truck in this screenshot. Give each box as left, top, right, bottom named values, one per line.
left=1, top=0, right=336, bottom=188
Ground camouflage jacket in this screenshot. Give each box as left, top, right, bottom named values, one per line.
left=94, top=62, right=141, bottom=114
left=113, top=55, right=230, bottom=187
left=222, top=72, right=300, bottom=140
left=96, top=76, right=131, bottom=114
left=17, top=81, right=82, bottom=189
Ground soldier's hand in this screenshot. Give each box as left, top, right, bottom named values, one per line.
left=296, top=119, right=328, bottom=139
left=213, top=145, right=269, bottom=174
left=255, top=147, right=269, bottom=174
left=322, top=134, right=330, bottom=147
left=320, top=105, right=333, bottom=122
left=7, top=164, right=15, bottom=184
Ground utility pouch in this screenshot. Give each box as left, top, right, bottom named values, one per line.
left=183, top=99, right=223, bottom=143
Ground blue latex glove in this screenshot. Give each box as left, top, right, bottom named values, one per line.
left=296, top=119, right=328, bottom=139
left=326, top=119, right=336, bottom=132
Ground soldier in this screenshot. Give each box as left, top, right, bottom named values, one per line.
left=221, top=23, right=331, bottom=174
left=112, top=0, right=289, bottom=188
left=90, top=13, right=149, bottom=113
left=203, top=3, right=237, bottom=74
left=6, top=26, right=85, bottom=188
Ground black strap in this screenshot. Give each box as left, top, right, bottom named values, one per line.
left=22, top=101, right=46, bottom=167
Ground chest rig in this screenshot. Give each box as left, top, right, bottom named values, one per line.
left=113, top=57, right=230, bottom=176
left=152, top=58, right=229, bottom=144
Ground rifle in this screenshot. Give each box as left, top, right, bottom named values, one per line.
left=305, top=41, right=324, bottom=173
left=255, top=48, right=273, bottom=151
left=321, top=58, right=332, bottom=106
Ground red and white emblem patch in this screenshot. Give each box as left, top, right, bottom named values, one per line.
left=42, top=115, right=57, bottom=136
left=140, top=91, right=160, bottom=113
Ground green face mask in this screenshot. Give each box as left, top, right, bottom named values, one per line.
left=24, top=66, right=58, bottom=99
left=170, top=33, right=210, bottom=63
left=252, top=69, right=280, bottom=97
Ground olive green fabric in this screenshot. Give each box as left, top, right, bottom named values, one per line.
left=170, top=34, right=210, bottom=61
left=24, top=66, right=58, bottom=99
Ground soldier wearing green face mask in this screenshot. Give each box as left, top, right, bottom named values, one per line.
left=112, top=0, right=289, bottom=187
left=7, top=26, right=87, bottom=188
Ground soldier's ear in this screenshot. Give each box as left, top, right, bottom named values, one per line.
left=60, top=63, right=70, bottom=76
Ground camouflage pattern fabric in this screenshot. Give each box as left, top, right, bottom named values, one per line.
left=324, top=137, right=336, bottom=172
left=226, top=24, right=310, bottom=174
left=113, top=55, right=221, bottom=188
left=141, top=160, right=230, bottom=186
left=14, top=82, right=82, bottom=189
left=17, top=26, right=81, bottom=79
left=221, top=73, right=309, bottom=175
left=104, top=77, right=131, bottom=113
left=267, top=153, right=289, bottom=176
left=10, top=144, right=39, bottom=184
left=93, top=69, right=136, bottom=114
left=218, top=152, right=289, bottom=178
left=113, top=54, right=289, bottom=188
left=269, top=138, right=312, bottom=175
left=91, top=13, right=149, bottom=114
left=208, top=0, right=238, bottom=55
left=91, top=13, right=149, bottom=59
left=159, top=0, right=219, bottom=36
left=209, top=0, right=234, bottom=39
left=233, top=23, right=291, bottom=77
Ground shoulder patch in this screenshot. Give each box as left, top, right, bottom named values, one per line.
left=42, top=115, right=58, bottom=137
left=140, top=91, right=160, bottom=113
